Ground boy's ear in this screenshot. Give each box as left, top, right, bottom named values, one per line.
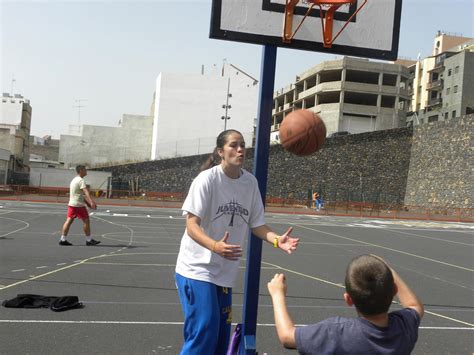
left=344, top=293, right=353, bottom=307
left=393, top=283, right=398, bottom=297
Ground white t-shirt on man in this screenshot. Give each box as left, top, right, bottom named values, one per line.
left=176, top=165, right=266, bottom=288
left=69, top=176, right=86, bottom=207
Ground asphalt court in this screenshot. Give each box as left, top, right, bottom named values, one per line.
left=0, top=201, right=473, bottom=354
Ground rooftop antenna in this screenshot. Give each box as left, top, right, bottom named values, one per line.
left=10, top=75, right=16, bottom=96
left=222, top=58, right=227, bottom=77
left=73, top=98, right=87, bottom=125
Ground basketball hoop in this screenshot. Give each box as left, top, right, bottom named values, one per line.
left=283, top=0, right=367, bottom=48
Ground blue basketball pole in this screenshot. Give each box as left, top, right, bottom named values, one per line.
left=240, top=45, right=277, bottom=355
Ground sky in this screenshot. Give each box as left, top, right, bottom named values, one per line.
left=1, top=0, right=473, bottom=138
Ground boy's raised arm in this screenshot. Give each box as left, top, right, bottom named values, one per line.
left=267, top=273, right=297, bottom=349
left=371, top=254, right=424, bottom=318
left=391, top=267, right=424, bottom=318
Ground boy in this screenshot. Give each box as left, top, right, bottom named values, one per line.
left=267, top=254, right=423, bottom=354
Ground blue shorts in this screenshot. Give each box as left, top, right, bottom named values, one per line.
left=175, top=273, right=232, bottom=355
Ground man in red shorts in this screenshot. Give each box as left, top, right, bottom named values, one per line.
left=59, top=165, right=100, bottom=246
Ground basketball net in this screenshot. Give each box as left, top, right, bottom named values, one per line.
left=283, top=0, right=367, bottom=48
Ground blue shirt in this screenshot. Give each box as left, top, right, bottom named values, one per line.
left=295, top=308, right=421, bottom=355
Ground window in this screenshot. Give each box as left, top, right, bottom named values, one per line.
left=454, top=66, right=460, bottom=74
left=428, top=115, right=438, bottom=123
left=454, top=85, right=458, bottom=93
left=452, top=110, right=456, bottom=118
left=446, top=88, right=450, bottom=94
left=448, top=69, right=452, bottom=76
left=445, top=112, right=448, bottom=120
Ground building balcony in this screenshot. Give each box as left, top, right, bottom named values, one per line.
left=426, top=97, right=442, bottom=107
left=428, top=65, right=444, bottom=73
left=426, top=79, right=443, bottom=91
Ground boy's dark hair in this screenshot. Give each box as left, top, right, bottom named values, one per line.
left=345, top=255, right=395, bottom=316
left=75, top=165, right=86, bottom=174
left=200, top=129, right=243, bottom=171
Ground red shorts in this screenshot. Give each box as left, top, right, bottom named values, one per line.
left=67, top=206, right=89, bottom=220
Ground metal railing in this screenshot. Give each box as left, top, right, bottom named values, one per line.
left=1, top=185, right=472, bottom=222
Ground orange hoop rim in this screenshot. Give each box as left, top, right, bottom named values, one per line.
left=304, top=0, right=355, bottom=4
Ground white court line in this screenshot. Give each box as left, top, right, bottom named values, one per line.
left=11, top=269, right=25, bottom=272
left=268, top=219, right=474, bottom=233
left=0, top=216, right=30, bottom=238
left=385, top=228, right=473, bottom=247
left=265, top=263, right=474, bottom=328
left=0, top=320, right=471, bottom=330
left=296, top=224, right=473, bottom=272
left=36, top=266, right=48, bottom=269
left=93, top=215, right=135, bottom=247
left=352, top=223, right=384, bottom=228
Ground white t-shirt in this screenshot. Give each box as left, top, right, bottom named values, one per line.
left=68, top=176, right=86, bottom=207
left=176, top=165, right=266, bottom=288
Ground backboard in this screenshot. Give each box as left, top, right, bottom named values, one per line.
left=210, top=0, right=402, bottom=60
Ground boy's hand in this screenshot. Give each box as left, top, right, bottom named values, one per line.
left=370, top=254, right=388, bottom=265
left=267, top=273, right=287, bottom=298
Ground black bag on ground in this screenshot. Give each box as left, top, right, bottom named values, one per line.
left=2, top=294, right=83, bottom=312
left=50, top=296, right=83, bottom=312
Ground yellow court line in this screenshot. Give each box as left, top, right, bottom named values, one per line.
left=103, top=252, right=179, bottom=257
left=0, top=252, right=180, bottom=292
left=0, top=254, right=109, bottom=291
left=84, top=262, right=176, bottom=267
left=296, top=224, right=473, bottom=272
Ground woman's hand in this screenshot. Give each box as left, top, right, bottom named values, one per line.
left=213, top=232, right=243, bottom=260
left=278, top=227, right=299, bottom=255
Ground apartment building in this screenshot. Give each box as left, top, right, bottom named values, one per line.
left=271, top=56, right=410, bottom=141
left=59, top=114, right=153, bottom=168
left=407, top=32, right=473, bottom=124
left=151, top=62, right=258, bottom=160
left=0, top=93, right=32, bottom=183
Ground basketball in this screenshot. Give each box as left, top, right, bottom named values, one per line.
left=279, top=110, right=326, bottom=156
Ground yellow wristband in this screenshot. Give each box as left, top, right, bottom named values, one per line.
left=212, top=241, right=217, bottom=253
left=273, top=236, right=280, bottom=248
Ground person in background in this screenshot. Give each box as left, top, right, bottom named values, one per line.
left=59, top=165, right=100, bottom=246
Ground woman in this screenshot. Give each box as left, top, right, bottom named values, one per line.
left=175, top=129, right=299, bottom=354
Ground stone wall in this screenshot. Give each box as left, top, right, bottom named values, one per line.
left=97, top=115, right=472, bottom=209
left=405, top=115, right=473, bottom=208
left=98, top=127, right=413, bottom=206
left=263, top=128, right=413, bottom=205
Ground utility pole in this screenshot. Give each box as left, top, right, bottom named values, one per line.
left=221, top=78, right=232, bottom=130
left=73, top=98, right=87, bottom=125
